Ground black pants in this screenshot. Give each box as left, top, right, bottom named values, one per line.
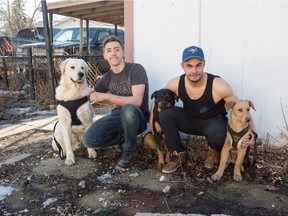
left=159, top=106, right=227, bottom=153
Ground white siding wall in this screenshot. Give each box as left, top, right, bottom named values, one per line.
left=133, top=0, right=288, bottom=146
left=134, top=0, right=200, bottom=92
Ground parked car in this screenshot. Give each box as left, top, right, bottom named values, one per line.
left=0, top=27, right=61, bottom=56
left=16, top=26, right=124, bottom=57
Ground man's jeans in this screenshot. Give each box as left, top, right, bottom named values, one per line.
left=83, top=104, right=147, bottom=152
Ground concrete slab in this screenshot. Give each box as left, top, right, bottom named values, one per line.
left=0, top=123, right=36, bottom=138
left=0, top=113, right=106, bottom=138
left=33, top=158, right=99, bottom=179
left=3, top=153, right=32, bottom=165
left=0, top=115, right=58, bottom=138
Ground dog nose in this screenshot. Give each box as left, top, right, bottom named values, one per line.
left=78, top=72, right=84, bottom=77
left=246, top=117, right=251, bottom=122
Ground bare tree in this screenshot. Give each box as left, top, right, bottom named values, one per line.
left=11, top=0, right=29, bottom=31
left=0, top=0, right=12, bottom=35
left=28, top=0, right=41, bottom=27
left=0, top=0, right=40, bottom=36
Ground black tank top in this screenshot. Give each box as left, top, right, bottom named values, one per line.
left=178, top=73, right=226, bottom=119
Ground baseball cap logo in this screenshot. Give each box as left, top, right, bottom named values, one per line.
left=189, top=47, right=198, bottom=54
left=182, top=45, right=205, bottom=62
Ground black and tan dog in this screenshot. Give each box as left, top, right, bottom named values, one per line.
left=212, top=100, right=257, bottom=181
left=143, top=88, right=178, bottom=168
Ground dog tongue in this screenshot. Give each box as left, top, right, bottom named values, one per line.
left=75, top=79, right=83, bottom=84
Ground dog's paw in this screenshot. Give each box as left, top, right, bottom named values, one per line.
left=88, top=148, right=97, bottom=158
left=65, top=157, right=75, bottom=166
left=157, top=162, right=165, bottom=170
left=233, top=174, right=243, bottom=181
left=211, top=173, right=222, bottom=181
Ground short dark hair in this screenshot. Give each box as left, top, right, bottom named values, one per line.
left=102, top=35, right=124, bottom=51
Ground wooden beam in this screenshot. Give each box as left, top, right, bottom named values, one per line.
left=46, top=0, right=124, bottom=25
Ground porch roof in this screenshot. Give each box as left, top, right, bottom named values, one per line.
left=46, top=0, right=124, bottom=26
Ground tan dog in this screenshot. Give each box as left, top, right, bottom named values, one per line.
left=52, top=58, right=97, bottom=165
left=143, top=89, right=178, bottom=168
left=212, top=100, right=256, bottom=181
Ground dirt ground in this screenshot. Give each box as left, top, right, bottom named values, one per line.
left=0, top=98, right=288, bottom=215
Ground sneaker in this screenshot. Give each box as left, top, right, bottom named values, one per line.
left=116, top=151, right=138, bottom=170
left=161, top=151, right=187, bottom=174
left=204, top=148, right=219, bottom=169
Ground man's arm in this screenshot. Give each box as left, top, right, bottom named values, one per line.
left=89, top=84, right=145, bottom=107
left=149, top=100, right=155, bottom=133
left=213, top=77, right=238, bottom=111
left=165, top=76, right=180, bottom=95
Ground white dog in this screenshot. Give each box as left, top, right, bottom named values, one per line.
left=52, top=58, right=97, bottom=165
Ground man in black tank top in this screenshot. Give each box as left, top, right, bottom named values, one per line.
left=149, top=45, right=256, bottom=174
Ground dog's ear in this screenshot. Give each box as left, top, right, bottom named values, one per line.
left=60, top=58, right=70, bottom=74
left=248, top=100, right=256, bottom=111
left=231, top=101, right=237, bottom=109
left=151, top=91, right=157, bottom=100
left=168, top=89, right=178, bottom=102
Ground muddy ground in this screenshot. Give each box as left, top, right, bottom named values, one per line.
left=0, top=100, right=288, bottom=215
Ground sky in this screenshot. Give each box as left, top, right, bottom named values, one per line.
left=25, top=0, right=64, bottom=23
left=25, top=0, right=63, bottom=16
left=24, top=0, right=40, bottom=17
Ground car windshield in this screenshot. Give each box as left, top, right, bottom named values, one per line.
left=54, top=28, right=97, bottom=42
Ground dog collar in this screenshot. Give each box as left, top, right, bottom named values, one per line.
left=227, top=124, right=250, bottom=149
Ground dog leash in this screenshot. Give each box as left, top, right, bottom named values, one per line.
left=52, top=121, right=65, bottom=160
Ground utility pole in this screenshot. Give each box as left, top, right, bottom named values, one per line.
left=41, top=0, right=55, bottom=100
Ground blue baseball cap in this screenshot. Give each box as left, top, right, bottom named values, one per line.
left=182, top=46, right=205, bottom=62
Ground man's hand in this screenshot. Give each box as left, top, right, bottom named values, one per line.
left=241, top=131, right=256, bottom=149
left=89, top=92, right=107, bottom=104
